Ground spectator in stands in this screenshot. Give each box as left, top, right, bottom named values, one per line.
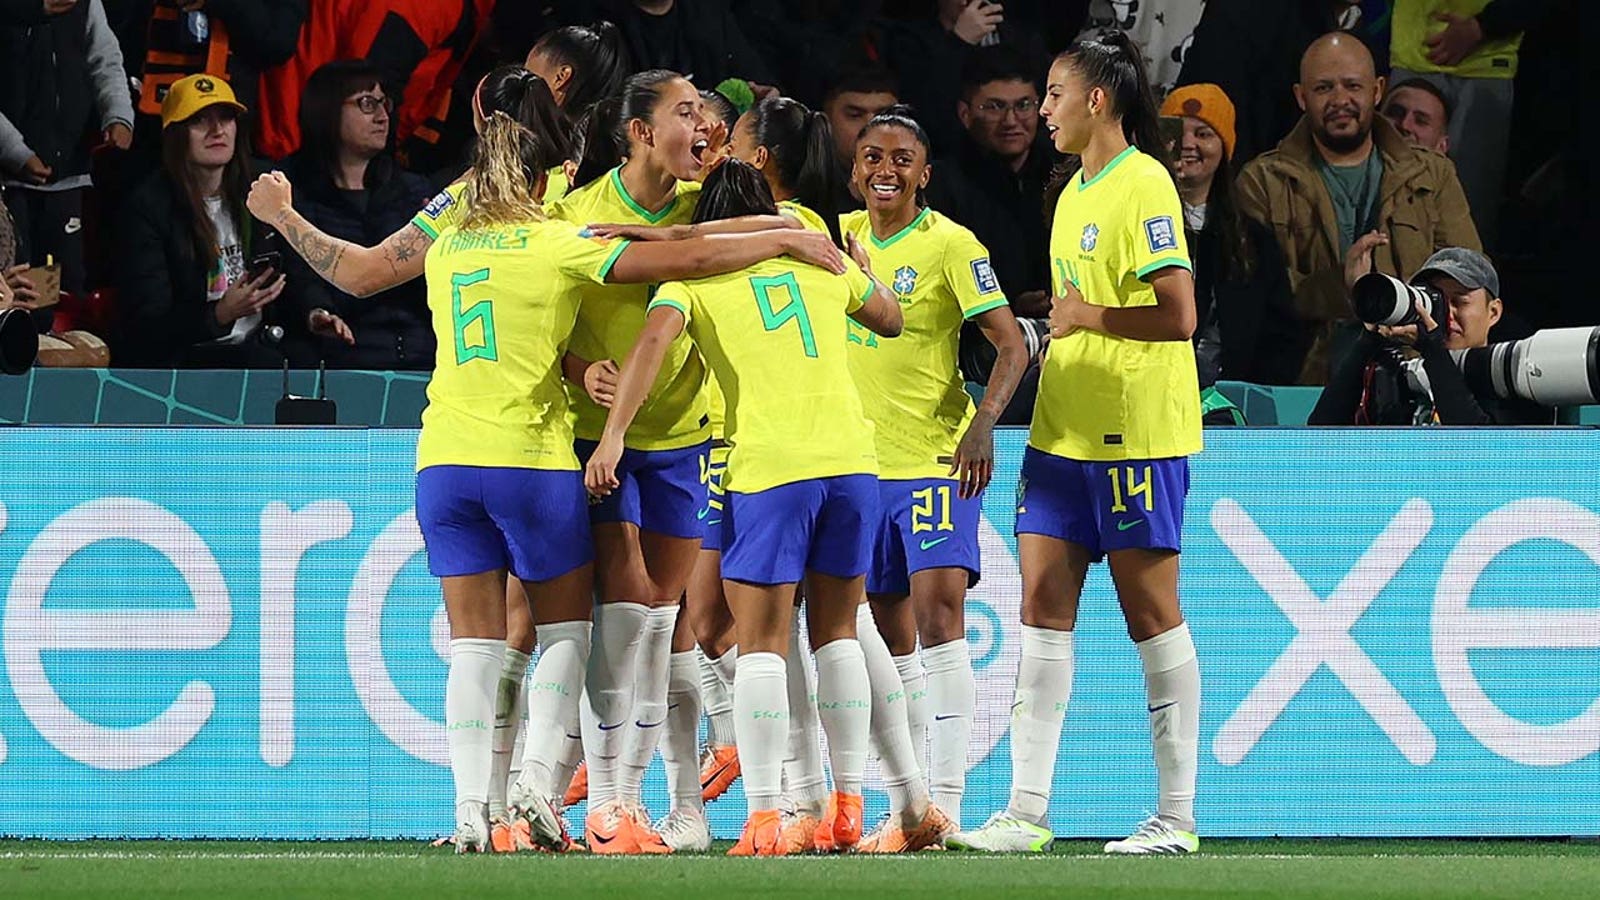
left=1179, top=0, right=1378, bottom=165
left=1381, top=78, right=1452, bottom=154
left=1309, top=246, right=1548, bottom=424
left=1237, top=33, right=1478, bottom=384
left=116, top=75, right=283, bottom=367
left=877, top=0, right=1049, bottom=157
left=276, top=61, right=434, bottom=371
left=586, top=1, right=775, bottom=91
left=1388, top=1, right=1555, bottom=247
left=1162, top=84, right=1302, bottom=386
left=822, top=66, right=901, bottom=172
left=952, top=46, right=1051, bottom=315
left=0, top=0, right=133, bottom=329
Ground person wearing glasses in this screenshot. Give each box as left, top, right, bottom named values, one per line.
left=954, top=47, right=1053, bottom=319
left=276, top=59, right=436, bottom=370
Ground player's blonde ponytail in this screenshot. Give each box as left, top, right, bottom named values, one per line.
left=459, top=66, right=572, bottom=232
left=462, top=111, right=546, bottom=231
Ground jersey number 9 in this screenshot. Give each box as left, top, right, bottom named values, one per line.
left=750, top=272, right=818, bottom=359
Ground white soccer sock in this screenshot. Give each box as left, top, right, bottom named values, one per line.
left=616, top=604, right=679, bottom=803
left=922, top=638, right=975, bottom=819
left=522, top=621, right=590, bottom=796
left=1137, top=622, right=1200, bottom=833
left=578, top=601, right=650, bottom=806
left=813, top=638, right=871, bottom=796
left=489, top=646, right=531, bottom=819
left=663, top=651, right=705, bottom=813
left=733, top=651, right=788, bottom=814
left=857, top=604, right=928, bottom=814
left=699, top=647, right=737, bottom=747
left=1006, top=625, right=1073, bottom=826
left=447, top=638, right=501, bottom=822
left=783, top=619, right=827, bottom=812
left=893, top=649, right=929, bottom=759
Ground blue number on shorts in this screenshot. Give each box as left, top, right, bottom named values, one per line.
left=750, top=272, right=818, bottom=358
left=451, top=268, right=496, bottom=365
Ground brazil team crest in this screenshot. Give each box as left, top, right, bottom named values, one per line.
left=893, top=265, right=918, bottom=296
left=1081, top=223, right=1099, bottom=252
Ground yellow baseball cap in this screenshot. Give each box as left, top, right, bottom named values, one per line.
left=160, top=74, right=247, bottom=129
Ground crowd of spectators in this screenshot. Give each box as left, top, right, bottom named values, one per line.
left=0, top=1, right=1582, bottom=414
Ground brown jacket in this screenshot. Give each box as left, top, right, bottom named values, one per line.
left=1237, top=115, right=1479, bottom=382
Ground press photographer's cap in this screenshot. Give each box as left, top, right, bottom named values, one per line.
left=1412, top=247, right=1500, bottom=299
left=161, top=74, right=247, bottom=129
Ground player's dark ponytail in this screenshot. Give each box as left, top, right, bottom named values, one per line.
left=531, top=21, right=630, bottom=115
left=570, top=94, right=623, bottom=190
left=463, top=66, right=571, bottom=229
left=693, top=158, right=779, bottom=224
left=749, top=97, right=844, bottom=247
left=1043, top=30, right=1164, bottom=212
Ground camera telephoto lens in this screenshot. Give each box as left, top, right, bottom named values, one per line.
left=1352, top=272, right=1431, bottom=327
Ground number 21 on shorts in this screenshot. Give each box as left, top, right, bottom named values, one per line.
left=1107, top=465, right=1155, bottom=514
left=911, top=485, right=954, bottom=534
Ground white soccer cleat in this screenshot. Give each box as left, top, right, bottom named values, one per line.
left=944, top=810, right=1054, bottom=853
left=509, top=776, right=569, bottom=851
left=655, top=806, right=713, bottom=852
left=1103, top=815, right=1199, bottom=854
left=454, top=813, right=489, bottom=854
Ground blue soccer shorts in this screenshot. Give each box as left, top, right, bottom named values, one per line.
left=1014, top=447, right=1189, bottom=560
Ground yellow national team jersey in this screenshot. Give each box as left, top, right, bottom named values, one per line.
left=1033, top=146, right=1202, bottom=462
left=703, top=199, right=833, bottom=440
left=550, top=167, right=708, bottom=450
left=649, top=257, right=878, bottom=493
left=415, top=215, right=630, bottom=472
left=544, top=165, right=571, bottom=204
left=841, top=208, right=1008, bottom=479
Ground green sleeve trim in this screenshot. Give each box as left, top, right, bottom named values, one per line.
left=412, top=216, right=439, bottom=240
left=858, top=277, right=878, bottom=305
left=647, top=296, right=689, bottom=316
left=1136, top=256, right=1193, bottom=279
left=597, top=239, right=633, bottom=281
left=963, top=297, right=1009, bottom=320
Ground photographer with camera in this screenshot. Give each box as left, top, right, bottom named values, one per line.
left=1310, top=241, right=1551, bottom=425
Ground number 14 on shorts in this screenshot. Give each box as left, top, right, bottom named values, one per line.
left=1107, top=465, right=1156, bottom=519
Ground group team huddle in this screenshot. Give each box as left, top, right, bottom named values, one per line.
left=247, top=27, right=1205, bottom=858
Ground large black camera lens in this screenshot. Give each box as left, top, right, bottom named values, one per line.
left=0, top=307, right=38, bottom=375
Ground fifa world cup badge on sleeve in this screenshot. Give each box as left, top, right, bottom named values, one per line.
left=1144, top=216, right=1178, bottom=253
left=971, top=258, right=1000, bottom=294
left=422, top=189, right=455, bottom=220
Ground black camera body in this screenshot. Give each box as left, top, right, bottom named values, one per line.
left=1352, top=272, right=1449, bottom=330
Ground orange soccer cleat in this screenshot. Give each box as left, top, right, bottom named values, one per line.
left=777, top=809, right=823, bottom=855
left=813, top=791, right=864, bottom=853
left=698, top=745, right=741, bottom=803
left=859, top=804, right=955, bottom=853
left=727, top=809, right=784, bottom=857
left=623, top=798, right=673, bottom=855
left=584, top=798, right=639, bottom=855
left=563, top=761, right=589, bottom=808
left=489, top=816, right=535, bottom=853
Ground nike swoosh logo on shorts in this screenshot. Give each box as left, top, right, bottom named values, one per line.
left=1117, top=518, right=1145, bottom=532
left=696, top=507, right=709, bottom=520
left=919, top=536, right=952, bottom=551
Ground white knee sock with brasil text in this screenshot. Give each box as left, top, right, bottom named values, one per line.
left=1006, top=625, right=1073, bottom=826
left=857, top=604, right=929, bottom=813
left=733, top=651, right=788, bottom=814
left=813, top=638, right=871, bottom=796
left=783, top=619, right=828, bottom=812
left=447, top=638, right=501, bottom=824
left=521, top=621, right=590, bottom=797
left=1137, top=622, right=1200, bottom=833
left=892, top=650, right=929, bottom=759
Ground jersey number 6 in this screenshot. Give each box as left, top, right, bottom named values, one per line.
left=750, top=272, right=818, bottom=359
left=451, top=268, right=497, bottom=365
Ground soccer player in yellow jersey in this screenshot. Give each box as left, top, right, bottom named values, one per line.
left=948, top=32, right=1205, bottom=857
left=586, top=160, right=906, bottom=856
left=245, top=68, right=849, bottom=855
left=841, top=108, right=1029, bottom=850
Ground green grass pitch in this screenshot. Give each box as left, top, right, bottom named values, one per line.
left=3, top=840, right=1597, bottom=899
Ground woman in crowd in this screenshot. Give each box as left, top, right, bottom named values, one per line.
left=277, top=60, right=435, bottom=370
left=118, top=75, right=283, bottom=368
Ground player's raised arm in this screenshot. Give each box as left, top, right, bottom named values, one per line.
left=247, top=171, right=437, bottom=299
left=603, top=228, right=845, bottom=284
